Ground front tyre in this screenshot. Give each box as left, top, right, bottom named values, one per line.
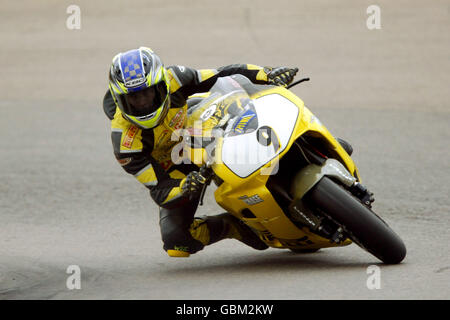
left=306, top=177, right=406, bottom=264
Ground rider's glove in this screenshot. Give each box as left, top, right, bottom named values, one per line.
left=181, top=171, right=207, bottom=200
left=266, top=67, right=299, bottom=87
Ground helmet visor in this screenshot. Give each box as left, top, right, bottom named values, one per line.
left=119, top=82, right=168, bottom=117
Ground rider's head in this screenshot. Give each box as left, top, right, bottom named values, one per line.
left=108, top=47, right=170, bottom=129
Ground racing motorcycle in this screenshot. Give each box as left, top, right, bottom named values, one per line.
left=174, top=74, right=406, bottom=264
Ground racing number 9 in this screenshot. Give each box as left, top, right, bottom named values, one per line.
left=256, top=126, right=280, bottom=152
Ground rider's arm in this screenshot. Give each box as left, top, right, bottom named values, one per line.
left=166, top=64, right=270, bottom=98
left=110, top=109, right=189, bottom=208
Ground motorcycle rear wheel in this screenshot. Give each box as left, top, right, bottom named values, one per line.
left=306, top=177, right=406, bottom=264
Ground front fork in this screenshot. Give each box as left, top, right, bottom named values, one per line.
left=289, top=159, right=375, bottom=243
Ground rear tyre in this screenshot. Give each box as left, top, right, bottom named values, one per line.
left=306, top=177, right=406, bottom=264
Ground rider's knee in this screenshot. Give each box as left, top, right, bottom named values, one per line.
left=159, top=212, right=204, bottom=255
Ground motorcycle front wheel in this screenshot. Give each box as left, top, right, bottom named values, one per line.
left=306, top=177, right=406, bottom=264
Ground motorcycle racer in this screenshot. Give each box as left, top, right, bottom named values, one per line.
left=103, top=46, right=299, bottom=257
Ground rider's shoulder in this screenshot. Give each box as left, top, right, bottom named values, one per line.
left=110, top=111, right=144, bottom=155
left=166, top=65, right=196, bottom=92
left=111, top=108, right=131, bottom=130
left=111, top=110, right=142, bottom=141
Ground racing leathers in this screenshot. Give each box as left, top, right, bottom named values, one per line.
left=103, top=64, right=283, bottom=255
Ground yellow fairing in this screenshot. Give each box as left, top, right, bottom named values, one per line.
left=185, top=85, right=359, bottom=250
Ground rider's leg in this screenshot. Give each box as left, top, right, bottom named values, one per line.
left=159, top=201, right=205, bottom=257
left=194, top=213, right=268, bottom=251
left=160, top=205, right=268, bottom=257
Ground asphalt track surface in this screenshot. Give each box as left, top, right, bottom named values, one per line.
left=0, top=0, right=449, bottom=300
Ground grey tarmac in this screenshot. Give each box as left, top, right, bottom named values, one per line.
left=0, top=0, right=449, bottom=299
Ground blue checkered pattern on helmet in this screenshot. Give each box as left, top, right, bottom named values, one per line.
left=120, top=49, right=146, bottom=87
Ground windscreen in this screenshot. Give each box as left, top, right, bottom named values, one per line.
left=185, top=75, right=259, bottom=137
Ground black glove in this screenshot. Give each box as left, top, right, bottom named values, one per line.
left=181, top=171, right=207, bottom=200
left=266, top=67, right=299, bottom=87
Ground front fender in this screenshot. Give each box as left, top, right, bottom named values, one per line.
left=290, top=159, right=356, bottom=200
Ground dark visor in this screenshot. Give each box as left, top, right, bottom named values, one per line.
left=119, top=82, right=168, bottom=117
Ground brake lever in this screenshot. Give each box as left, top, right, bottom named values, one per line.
left=286, top=77, right=310, bottom=89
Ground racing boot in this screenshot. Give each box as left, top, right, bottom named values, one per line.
left=189, top=213, right=269, bottom=251
left=336, top=138, right=353, bottom=156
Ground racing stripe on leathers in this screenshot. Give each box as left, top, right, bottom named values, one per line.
left=134, top=163, right=158, bottom=187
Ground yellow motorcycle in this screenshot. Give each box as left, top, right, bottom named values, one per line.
left=176, top=74, right=406, bottom=264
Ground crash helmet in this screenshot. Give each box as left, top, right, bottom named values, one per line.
left=108, top=47, right=170, bottom=129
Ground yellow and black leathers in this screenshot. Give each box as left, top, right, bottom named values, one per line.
left=159, top=202, right=268, bottom=255
left=103, top=64, right=271, bottom=209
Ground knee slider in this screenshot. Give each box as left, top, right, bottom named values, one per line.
left=160, top=213, right=204, bottom=254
